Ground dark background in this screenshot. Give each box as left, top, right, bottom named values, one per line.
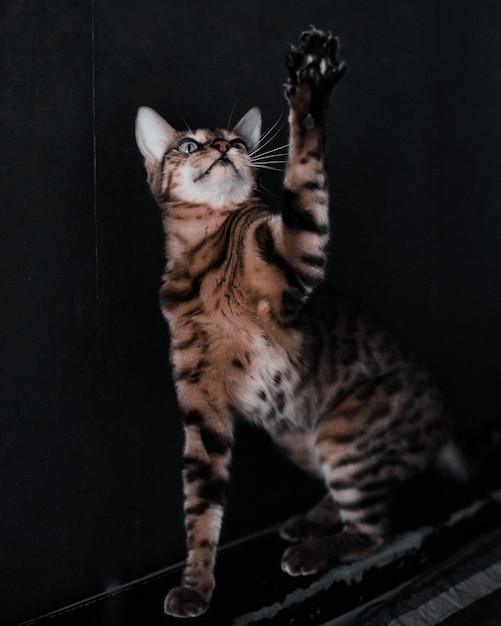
left=2, top=1, right=500, bottom=624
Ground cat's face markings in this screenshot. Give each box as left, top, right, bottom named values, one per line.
left=188, top=134, right=245, bottom=184
left=136, top=106, right=262, bottom=210
left=168, top=128, right=259, bottom=209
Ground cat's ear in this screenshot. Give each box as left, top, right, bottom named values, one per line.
left=233, top=107, right=261, bottom=150
left=135, top=107, right=177, bottom=165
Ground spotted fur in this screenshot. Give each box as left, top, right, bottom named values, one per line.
left=135, top=28, right=464, bottom=618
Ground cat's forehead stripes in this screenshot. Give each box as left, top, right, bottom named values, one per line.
left=176, top=128, right=238, bottom=145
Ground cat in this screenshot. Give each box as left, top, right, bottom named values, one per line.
left=135, top=27, right=467, bottom=618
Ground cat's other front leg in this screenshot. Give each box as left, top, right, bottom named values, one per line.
left=164, top=407, right=234, bottom=618
left=280, top=28, right=346, bottom=298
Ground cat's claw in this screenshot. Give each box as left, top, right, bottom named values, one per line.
left=286, top=26, right=346, bottom=98
left=164, top=586, right=209, bottom=618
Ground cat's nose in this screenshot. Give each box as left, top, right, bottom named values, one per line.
left=211, top=138, right=231, bottom=154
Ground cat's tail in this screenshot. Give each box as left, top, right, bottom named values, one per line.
left=433, top=426, right=501, bottom=483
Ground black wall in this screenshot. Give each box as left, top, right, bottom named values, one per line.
left=2, top=1, right=501, bottom=624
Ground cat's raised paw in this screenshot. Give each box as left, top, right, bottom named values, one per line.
left=164, top=586, right=209, bottom=618
left=286, top=27, right=346, bottom=97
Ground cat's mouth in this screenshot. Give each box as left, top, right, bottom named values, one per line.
left=193, top=156, right=239, bottom=183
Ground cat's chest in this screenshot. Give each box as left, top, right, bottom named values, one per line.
left=230, top=339, right=305, bottom=433
left=171, top=303, right=308, bottom=434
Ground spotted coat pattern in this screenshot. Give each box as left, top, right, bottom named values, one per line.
left=135, top=28, right=462, bottom=619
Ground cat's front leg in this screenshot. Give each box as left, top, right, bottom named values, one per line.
left=164, top=408, right=233, bottom=618
left=279, top=28, right=346, bottom=299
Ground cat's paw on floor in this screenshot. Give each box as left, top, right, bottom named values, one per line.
left=164, top=585, right=209, bottom=618
left=281, top=537, right=330, bottom=576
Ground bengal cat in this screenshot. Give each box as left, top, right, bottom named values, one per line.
left=135, top=28, right=466, bottom=618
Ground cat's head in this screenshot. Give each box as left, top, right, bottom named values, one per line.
left=135, top=107, right=261, bottom=210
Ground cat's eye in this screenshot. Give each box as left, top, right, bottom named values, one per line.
left=230, top=139, right=248, bottom=152
left=177, top=139, right=200, bottom=154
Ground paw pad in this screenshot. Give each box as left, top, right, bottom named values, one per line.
left=286, top=27, right=346, bottom=95
left=164, top=586, right=209, bottom=618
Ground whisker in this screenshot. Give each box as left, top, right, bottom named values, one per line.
left=250, top=164, right=284, bottom=172
left=252, top=159, right=287, bottom=164
left=253, top=165, right=286, bottom=170
left=251, top=154, right=288, bottom=162
left=251, top=113, right=286, bottom=155
left=251, top=130, right=283, bottom=155
left=175, top=112, right=192, bottom=133
left=251, top=144, right=289, bottom=159
left=227, top=102, right=237, bottom=128
left=251, top=151, right=288, bottom=158
left=259, top=114, right=282, bottom=141
left=254, top=141, right=289, bottom=151
left=256, top=112, right=284, bottom=144
left=256, top=183, right=275, bottom=198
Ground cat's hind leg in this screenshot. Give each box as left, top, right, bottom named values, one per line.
left=281, top=482, right=389, bottom=575
left=281, top=523, right=386, bottom=576
left=281, top=382, right=405, bottom=576
left=279, top=493, right=341, bottom=542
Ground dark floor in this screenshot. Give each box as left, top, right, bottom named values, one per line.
left=20, top=451, right=501, bottom=626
